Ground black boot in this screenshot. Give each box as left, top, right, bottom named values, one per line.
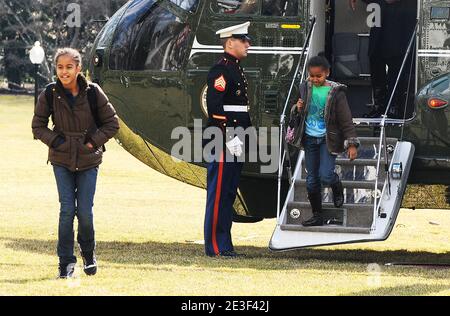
left=331, top=180, right=344, bottom=208
left=387, top=105, right=404, bottom=119
left=302, top=192, right=323, bottom=226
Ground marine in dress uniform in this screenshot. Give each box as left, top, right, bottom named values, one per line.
left=204, top=21, right=252, bottom=258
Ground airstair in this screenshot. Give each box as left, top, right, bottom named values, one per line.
left=269, top=136, right=414, bottom=250
left=269, top=17, right=417, bottom=251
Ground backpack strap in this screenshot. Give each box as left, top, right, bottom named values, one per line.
left=87, top=83, right=106, bottom=152
left=87, top=83, right=100, bottom=127
left=299, top=81, right=308, bottom=101
left=44, top=82, right=56, bottom=126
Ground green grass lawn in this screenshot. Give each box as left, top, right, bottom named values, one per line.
left=1, top=95, right=450, bottom=296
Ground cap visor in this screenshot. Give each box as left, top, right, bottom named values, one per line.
left=232, top=34, right=252, bottom=42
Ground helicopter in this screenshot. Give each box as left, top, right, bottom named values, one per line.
left=89, top=0, right=450, bottom=250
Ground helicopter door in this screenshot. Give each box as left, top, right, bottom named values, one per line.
left=107, top=1, right=193, bottom=151
left=270, top=1, right=418, bottom=250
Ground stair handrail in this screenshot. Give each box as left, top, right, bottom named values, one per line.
left=277, top=16, right=316, bottom=223
left=372, top=21, right=418, bottom=231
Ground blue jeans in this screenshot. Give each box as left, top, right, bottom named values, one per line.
left=53, top=165, right=98, bottom=264
left=303, top=135, right=339, bottom=194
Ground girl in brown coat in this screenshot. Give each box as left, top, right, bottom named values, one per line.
left=32, top=48, right=119, bottom=278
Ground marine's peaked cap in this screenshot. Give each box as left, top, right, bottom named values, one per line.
left=216, top=21, right=251, bottom=39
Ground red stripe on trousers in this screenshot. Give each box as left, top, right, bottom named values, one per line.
left=212, top=151, right=224, bottom=255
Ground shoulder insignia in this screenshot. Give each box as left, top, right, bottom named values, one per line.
left=214, top=75, right=226, bottom=92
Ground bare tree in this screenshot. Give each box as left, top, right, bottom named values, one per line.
left=0, top=0, right=128, bottom=87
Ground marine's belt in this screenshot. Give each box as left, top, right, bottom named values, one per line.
left=223, top=105, right=249, bottom=112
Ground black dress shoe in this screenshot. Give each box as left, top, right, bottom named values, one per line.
left=219, top=251, right=245, bottom=258
left=364, top=108, right=383, bottom=118
left=302, top=214, right=323, bottom=227
left=387, top=107, right=404, bottom=119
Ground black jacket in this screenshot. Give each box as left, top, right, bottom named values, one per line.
left=363, top=0, right=417, bottom=58
left=204, top=53, right=255, bottom=154
left=206, top=53, right=252, bottom=130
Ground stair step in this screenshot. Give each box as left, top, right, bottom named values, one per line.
left=358, top=137, right=398, bottom=145
left=287, top=201, right=374, bottom=227
left=280, top=224, right=371, bottom=234
left=295, top=179, right=384, bottom=190
left=298, top=167, right=386, bottom=182
left=335, top=158, right=385, bottom=166
left=288, top=201, right=374, bottom=211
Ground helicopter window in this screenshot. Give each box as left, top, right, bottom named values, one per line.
left=109, top=0, right=157, bottom=69
left=96, top=3, right=130, bottom=49
left=430, top=7, right=450, bottom=20
left=211, top=0, right=259, bottom=15
left=170, top=0, right=199, bottom=12
left=262, top=0, right=298, bottom=16
left=110, top=2, right=190, bottom=71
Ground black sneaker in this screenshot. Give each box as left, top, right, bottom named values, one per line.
left=58, top=262, right=75, bottom=279
left=80, top=251, right=97, bottom=276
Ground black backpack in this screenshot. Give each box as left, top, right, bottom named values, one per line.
left=45, top=82, right=106, bottom=151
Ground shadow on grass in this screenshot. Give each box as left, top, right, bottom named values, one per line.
left=2, top=237, right=450, bottom=276
left=0, top=277, right=55, bottom=284
left=345, top=284, right=450, bottom=296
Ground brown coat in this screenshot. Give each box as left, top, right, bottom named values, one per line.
left=288, top=80, right=359, bottom=154
left=32, top=75, right=119, bottom=171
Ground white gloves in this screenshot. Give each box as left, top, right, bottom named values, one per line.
left=226, top=136, right=244, bottom=157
